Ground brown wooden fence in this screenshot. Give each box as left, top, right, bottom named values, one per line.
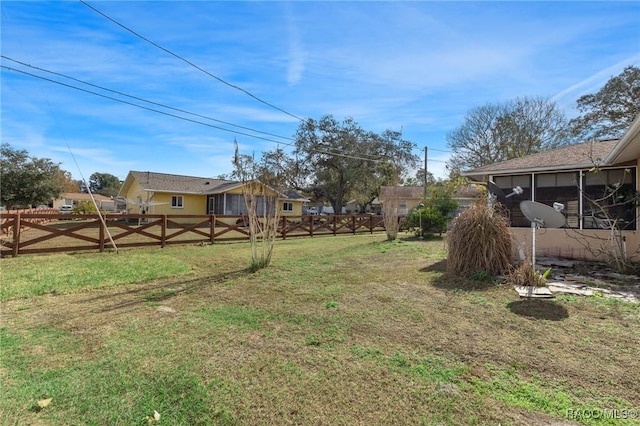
left=0, top=208, right=57, bottom=236
left=0, top=213, right=389, bottom=257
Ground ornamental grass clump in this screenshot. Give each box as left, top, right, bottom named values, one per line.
left=446, top=202, right=512, bottom=278
left=506, top=260, right=551, bottom=287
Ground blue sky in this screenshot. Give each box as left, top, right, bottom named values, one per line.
left=2, top=1, right=639, bottom=182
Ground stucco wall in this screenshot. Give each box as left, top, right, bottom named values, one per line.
left=510, top=228, right=639, bottom=262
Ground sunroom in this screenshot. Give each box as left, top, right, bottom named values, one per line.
left=462, top=115, right=640, bottom=262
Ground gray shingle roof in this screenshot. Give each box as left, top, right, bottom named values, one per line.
left=62, top=192, right=112, bottom=202
left=379, top=186, right=424, bottom=199
left=130, top=171, right=237, bottom=194
left=128, top=171, right=306, bottom=199
left=463, top=140, right=619, bottom=178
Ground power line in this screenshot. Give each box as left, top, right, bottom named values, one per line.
left=2, top=65, right=293, bottom=145
left=2, top=64, right=413, bottom=165
left=2, top=61, right=436, bottom=167
left=2, top=55, right=294, bottom=143
left=429, top=148, right=451, bottom=153
left=79, top=0, right=305, bottom=122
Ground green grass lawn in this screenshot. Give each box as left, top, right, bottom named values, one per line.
left=1, top=234, right=638, bottom=425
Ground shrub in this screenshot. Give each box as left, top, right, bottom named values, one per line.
left=405, top=207, right=447, bottom=237
left=73, top=200, right=99, bottom=214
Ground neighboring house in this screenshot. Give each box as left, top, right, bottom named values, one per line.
left=344, top=199, right=381, bottom=214
left=462, top=114, right=640, bottom=261
left=117, top=171, right=308, bottom=218
left=378, top=186, right=425, bottom=215
left=378, top=185, right=482, bottom=216
left=369, top=197, right=382, bottom=215
left=345, top=199, right=362, bottom=214
left=453, top=184, right=484, bottom=212
left=53, top=193, right=115, bottom=211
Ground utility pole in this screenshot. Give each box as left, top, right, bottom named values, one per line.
left=424, top=146, right=428, bottom=200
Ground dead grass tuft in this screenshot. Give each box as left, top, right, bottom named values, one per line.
left=506, top=259, right=549, bottom=287
left=446, top=201, right=512, bottom=277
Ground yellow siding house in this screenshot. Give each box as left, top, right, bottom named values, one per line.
left=117, top=171, right=307, bottom=217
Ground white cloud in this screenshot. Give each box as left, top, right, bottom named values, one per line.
left=551, top=53, right=640, bottom=108
left=283, top=3, right=306, bottom=86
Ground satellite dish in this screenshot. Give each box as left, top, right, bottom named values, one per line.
left=487, top=181, right=507, bottom=205
left=487, top=181, right=524, bottom=205
left=520, top=201, right=566, bottom=229
left=519, top=200, right=566, bottom=270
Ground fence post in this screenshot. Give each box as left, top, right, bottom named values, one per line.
left=99, top=218, right=105, bottom=252
left=281, top=216, right=287, bottom=240
left=352, top=215, right=356, bottom=234
left=333, top=215, right=337, bottom=236
left=12, top=212, right=21, bottom=257
left=161, top=215, right=167, bottom=248
left=210, top=215, right=215, bottom=243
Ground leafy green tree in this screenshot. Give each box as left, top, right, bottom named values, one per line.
left=59, top=171, right=81, bottom=193
left=293, top=115, right=418, bottom=213
left=88, top=172, right=121, bottom=197
left=448, top=97, right=569, bottom=172
left=0, top=143, right=66, bottom=209
left=403, top=169, right=436, bottom=187
left=415, top=169, right=436, bottom=187
left=569, top=65, right=640, bottom=141
left=427, top=190, right=460, bottom=220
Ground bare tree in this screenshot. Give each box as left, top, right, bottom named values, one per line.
left=232, top=142, right=284, bottom=271
left=448, top=97, right=569, bottom=173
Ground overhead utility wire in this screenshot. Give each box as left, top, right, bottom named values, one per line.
left=34, top=85, right=119, bottom=252
left=2, top=65, right=290, bottom=145
left=2, top=65, right=393, bottom=165
left=80, top=0, right=305, bottom=122
left=2, top=55, right=293, bottom=143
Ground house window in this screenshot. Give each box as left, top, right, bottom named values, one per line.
left=171, top=195, right=184, bottom=208
left=282, top=202, right=293, bottom=212
left=226, top=194, right=247, bottom=215
left=399, top=201, right=408, bottom=216
left=210, top=194, right=262, bottom=215
left=582, top=167, right=636, bottom=230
